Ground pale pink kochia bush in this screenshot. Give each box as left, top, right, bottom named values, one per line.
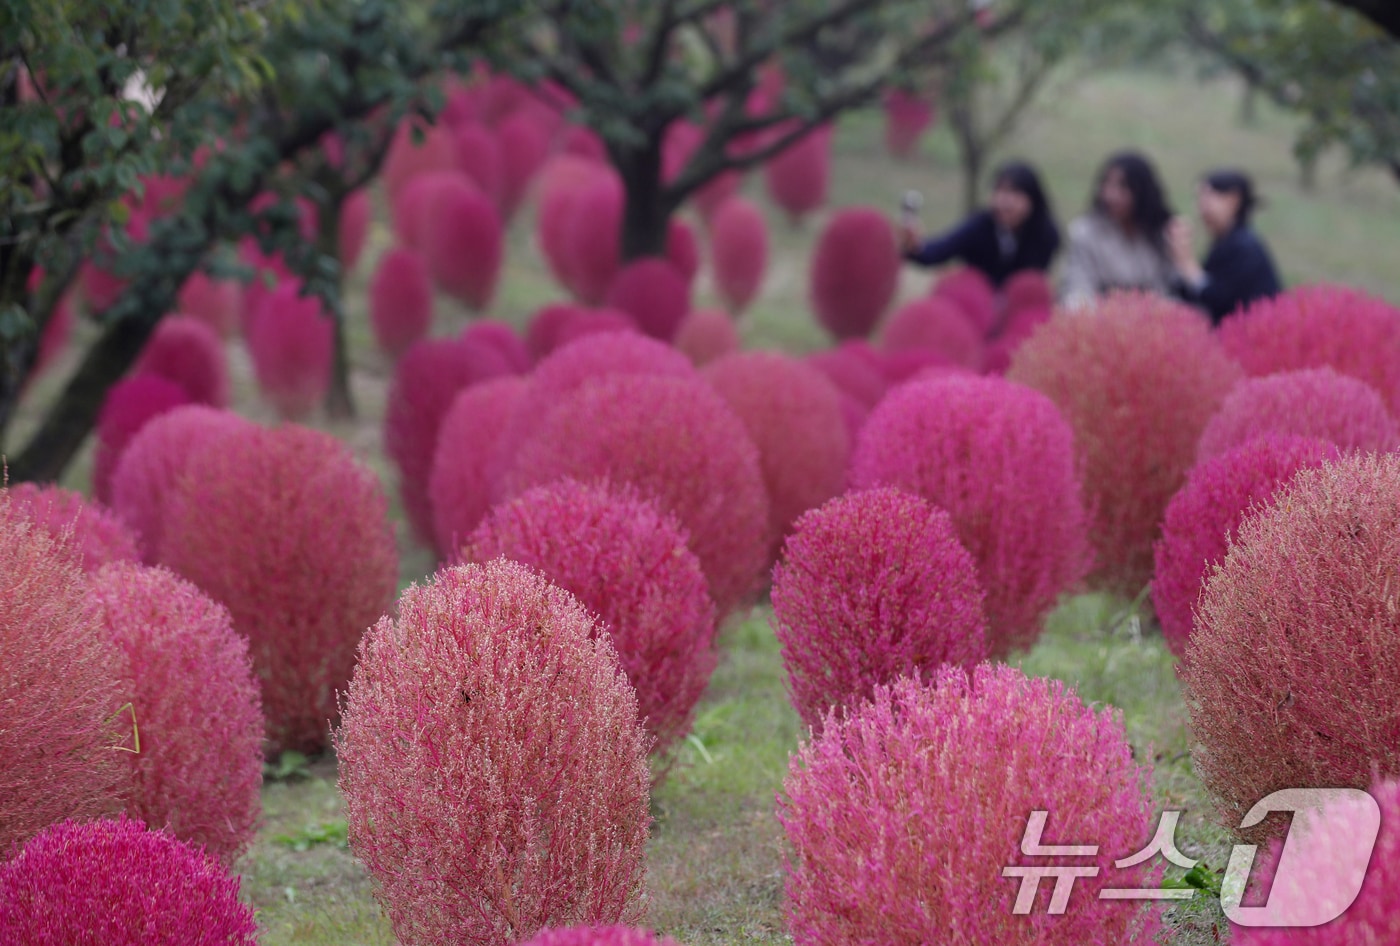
left=421, top=175, right=504, bottom=311
left=526, top=303, right=587, bottom=361
left=5, top=483, right=139, bottom=574
left=1218, top=284, right=1400, bottom=415
left=0, top=817, right=258, bottom=945
left=465, top=480, right=717, bottom=755
left=461, top=319, right=532, bottom=374
left=563, top=174, right=625, bottom=304
left=134, top=315, right=229, bottom=407
left=110, top=406, right=252, bottom=563
left=778, top=666, right=1157, bottom=946
left=0, top=494, right=122, bottom=853
left=503, top=373, right=770, bottom=618
left=88, top=564, right=263, bottom=866
left=159, top=423, right=398, bottom=754
left=805, top=342, right=889, bottom=411
left=392, top=170, right=466, bottom=249
left=453, top=123, right=503, bottom=208
left=92, top=374, right=191, bottom=504
left=850, top=375, right=1091, bottom=656
left=235, top=239, right=293, bottom=336
left=666, top=218, right=700, bottom=288
left=880, top=296, right=984, bottom=371
left=771, top=488, right=988, bottom=729
left=764, top=124, right=833, bottom=223
left=1232, top=777, right=1400, bottom=945
left=537, top=157, right=611, bottom=294
left=338, top=188, right=372, bottom=272
left=385, top=336, right=511, bottom=546
left=1152, top=435, right=1338, bottom=659
left=674, top=309, right=741, bottom=367
left=176, top=271, right=242, bottom=338
left=1195, top=367, right=1399, bottom=461
left=882, top=88, right=935, bottom=160
left=429, top=377, right=529, bottom=559
left=710, top=197, right=769, bottom=314
left=247, top=281, right=334, bottom=420
left=1002, top=269, right=1054, bottom=318
left=933, top=266, right=998, bottom=337
left=703, top=351, right=850, bottom=556
left=520, top=927, right=683, bottom=946
left=369, top=247, right=435, bottom=358
left=810, top=208, right=901, bottom=340
left=1185, top=453, right=1400, bottom=838
left=605, top=258, right=691, bottom=342
left=336, top=561, right=651, bottom=946
left=1008, top=293, right=1243, bottom=595
left=382, top=118, right=459, bottom=203
left=497, top=112, right=552, bottom=222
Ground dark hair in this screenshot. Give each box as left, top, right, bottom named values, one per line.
left=992, top=160, right=1059, bottom=245
left=1202, top=168, right=1260, bottom=228
left=1092, top=151, right=1173, bottom=247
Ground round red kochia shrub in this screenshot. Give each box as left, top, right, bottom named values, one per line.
left=385, top=336, right=510, bottom=547
left=933, top=266, right=998, bottom=338
left=1184, top=452, right=1400, bottom=837
left=536, top=156, right=607, bottom=291
left=503, top=373, right=770, bottom=618
left=703, top=351, right=849, bottom=555
left=520, top=927, right=683, bottom=946
left=1152, top=435, right=1338, bottom=660
left=605, top=258, right=691, bottom=342
left=461, top=319, right=532, bottom=374
left=235, top=240, right=293, bottom=337
left=553, top=308, right=638, bottom=351
left=247, top=281, right=334, bottom=420
left=0, top=816, right=259, bottom=945
left=133, top=315, right=229, bottom=407
left=369, top=247, right=435, bottom=359
left=674, top=309, right=741, bottom=366
left=805, top=342, right=889, bottom=411
left=338, top=188, right=372, bottom=272
left=778, top=665, right=1157, bottom=946
left=850, top=375, right=1091, bottom=656
left=392, top=170, right=464, bottom=249
left=110, top=406, right=252, bottom=564
left=382, top=118, right=459, bottom=203
left=5, top=484, right=139, bottom=574
left=563, top=174, right=625, bottom=305
left=765, top=124, right=833, bottom=223
left=92, top=374, right=191, bottom=504
left=159, top=423, right=398, bottom=754
left=882, top=88, right=935, bottom=160
left=526, top=303, right=588, bottom=361
left=335, top=561, right=651, bottom=946
left=1002, top=269, right=1054, bottom=318
left=985, top=305, right=1052, bottom=375
left=497, top=112, right=551, bottom=222
left=465, top=480, right=717, bottom=755
left=0, top=494, right=122, bottom=853
left=809, top=208, right=901, bottom=340
left=666, top=218, right=700, bottom=288
left=709, top=197, right=769, bottom=314
left=1008, top=293, right=1243, bottom=596
left=771, top=488, right=988, bottom=730
left=88, top=563, right=263, bottom=865
left=1218, top=284, right=1400, bottom=415
left=1195, top=367, right=1399, bottom=461
left=420, top=176, right=503, bottom=312
left=176, top=271, right=241, bottom=339
left=452, top=122, right=503, bottom=208
left=429, top=377, right=529, bottom=559
left=880, top=297, right=984, bottom=371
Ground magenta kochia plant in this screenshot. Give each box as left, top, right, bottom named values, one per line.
left=932, top=266, right=998, bottom=337
left=88, top=563, right=264, bottom=866
left=850, top=374, right=1091, bottom=656
left=519, top=927, right=684, bottom=946
left=134, top=315, right=230, bottom=408
left=465, top=479, right=716, bottom=756
left=5, top=483, right=139, bottom=574
left=771, top=488, right=988, bottom=730
left=809, top=207, right=900, bottom=340
left=1185, top=452, right=1400, bottom=840
left=92, top=374, right=191, bottom=504
left=778, top=664, right=1157, bottom=946
left=369, top=246, right=434, bottom=359
left=1152, top=435, right=1338, bottom=658
left=336, top=560, right=651, bottom=946
left=0, top=816, right=258, bottom=945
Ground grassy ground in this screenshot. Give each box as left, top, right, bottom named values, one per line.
left=9, top=63, right=1400, bottom=944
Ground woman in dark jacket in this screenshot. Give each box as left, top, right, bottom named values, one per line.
left=1169, top=169, right=1283, bottom=324
left=899, top=161, right=1061, bottom=287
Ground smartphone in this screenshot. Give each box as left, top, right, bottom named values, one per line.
left=900, top=189, right=924, bottom=227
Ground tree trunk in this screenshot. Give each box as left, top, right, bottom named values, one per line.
left=317, top=192, right=356, bottom=420
left=617, top=137, right=671, bottom=262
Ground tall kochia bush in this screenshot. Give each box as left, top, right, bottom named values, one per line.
left=809, top=208, right=900, bottom=340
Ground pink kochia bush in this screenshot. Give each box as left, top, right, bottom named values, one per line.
left=248, top=281, right=334, bottom=420
left=778, top=665, right=1157, bottom=946
left=369, top=247, right=435, bottom=358
left=1218, top=284, right=1400, bottom=415
left=338, top=188, right=372, bottom=271
left=1195, top=367, right=1399, bottom=461
left=605, top=258, right=691, bottom=342
left=336, top=561, right=651, bottom=946
left=92, top=374, right=191, bottom=503
left=176, top=271, right=241, bottom=338
left=674, top=309, right=741, bottom=366
left=702, top=351, right=850, bottom=555
left=1008, top=293, right=1242, bottom=595
left=880, top=296, right=984, bottom=371
left=461, top=319, right=532, bottom=374
left=519, top=928, right=682, bottom=946
left=88, top=563, right=264, bottom=865
left=1152, top=435, right=1338, bottom=659
left=503, top=373, right=770, bottom=618
left=5, top=483, right=139, bottom=573
left=465, top=480, right=717, bottom=755
left=771, top=488, right=988, bottom=730
left=850, top=375, right=1091, bottom=656
left=563, top=173, right=625, bottom=304
left=421, top=175, right=503, bottom=311
left=1185, top=453, right=1400, bottom=837
left=1, top=493, right=122, bottom=853
left=810, top=208, right=900, bottom=340
left=933, top=266, right=999, bottom=337
left=159, top=423, right=398, bottom=754
left=429, top=377, right=529, bottom=558
left=764, top=124, right=833, bottom=223
left=882, top=88, right=935, bottom=160
left=134, top=315, right=229, bottom=407
left=0, top=816, right=259, bottom=946
left=709, top=196, right=769, bottom=314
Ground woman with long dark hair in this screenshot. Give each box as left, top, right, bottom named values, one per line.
left=899, top=160, right=1061, bottom=287
left=1061, top=150, right=1177, bottom=308
left=1168, top=169, right=1283, bottom=324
